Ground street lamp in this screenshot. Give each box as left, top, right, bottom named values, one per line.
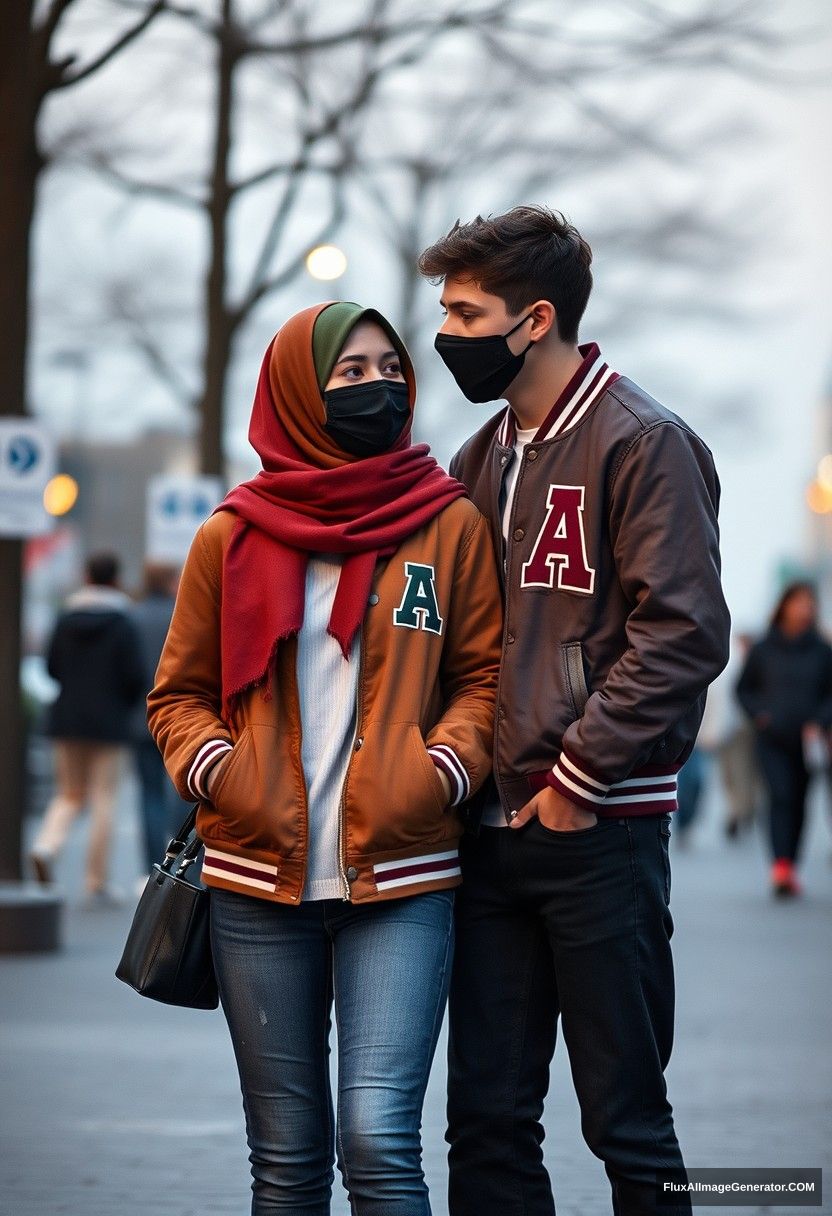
left=306, top=244, right=348, bottom=282
left=43, top=474, right=79, bottom=517
left=806, top=480, right=832, bottom=514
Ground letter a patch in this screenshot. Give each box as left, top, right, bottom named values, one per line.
left=521, top=484, right=595, bottom=594
left=393, top=562, right=444, bottom=635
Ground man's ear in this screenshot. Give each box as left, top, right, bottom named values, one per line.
left=529, top=300, right=556, bottom=342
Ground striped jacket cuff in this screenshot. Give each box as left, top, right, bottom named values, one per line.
left=188, top=739, right=233, bottom=799
left=548, top=749, right=680, bottom=813
left=426, top=745, right=471, bottom=807
left=547, top=749, right=611, bottom=811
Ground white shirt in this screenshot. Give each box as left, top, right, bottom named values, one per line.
left=482, top=425, right=538, bottom=828
left=297, top=555, right=359, bottom=899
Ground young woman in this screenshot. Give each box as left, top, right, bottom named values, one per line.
left=737, top=582, right=832, bottom=897
left=147, top=301, right=502, bottom=1215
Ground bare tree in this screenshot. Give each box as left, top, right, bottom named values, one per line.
left=76, top=1, right=789, bottom=476
left=351, top=1, right=784, bottom=385
left=89, top=0, right=512, bottom=474
left=0, top=0, right=163, bottom=883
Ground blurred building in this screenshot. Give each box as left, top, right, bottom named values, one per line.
left=23, top=428, right=193, bottom=654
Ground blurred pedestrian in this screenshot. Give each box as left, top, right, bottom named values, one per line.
left=674, top=746, right=707, bottom=844
left=714, top=634, right=764, bottom=839
left=129, top=561, right=187, bottom=882
left=148, top=302, right=502, bottom=1213
left=29, top=552, right=145, bottom=906
left=736, top=583, right=832, bottom=897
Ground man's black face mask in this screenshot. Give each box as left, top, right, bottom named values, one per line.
left=323, top=380, right=410, bottom=457
left=434, top=313, right=533, bottom=403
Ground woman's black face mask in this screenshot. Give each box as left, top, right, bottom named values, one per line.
left=322, top=379, right=410, bottom=457
left=434, top=313, right=533, bottom=403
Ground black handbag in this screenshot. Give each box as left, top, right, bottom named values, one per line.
left=115, top=806, right=219, bottom=1009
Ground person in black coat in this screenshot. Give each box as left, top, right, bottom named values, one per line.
left=128, top=561, right=189, bottom=877
left=29, top=553, right=145, bottom=905
left=736, top=582, right=832, bottom=896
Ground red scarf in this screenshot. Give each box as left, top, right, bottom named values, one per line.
left=214, top=304, right=466, bottom=717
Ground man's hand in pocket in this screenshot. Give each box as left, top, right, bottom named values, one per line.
left=509, top=786, right=597, bottom=831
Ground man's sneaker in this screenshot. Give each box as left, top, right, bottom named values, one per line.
left=771, top=858, right=801, bottom=898
left=29, top=852, right=53, bottom=886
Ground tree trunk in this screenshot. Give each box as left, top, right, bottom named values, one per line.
left=0, top=0, right=39, bottom=880
left=197, top=0, right=236, bottom=478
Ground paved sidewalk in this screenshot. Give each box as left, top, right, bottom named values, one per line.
left=2, top=773, right=831, bottom=1215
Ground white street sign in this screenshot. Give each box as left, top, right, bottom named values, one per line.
left=0, top=420, right=56, bottom=538
left=146, top=475, right=224, bottom=563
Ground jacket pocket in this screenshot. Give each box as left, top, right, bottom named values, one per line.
left=561, top=641, right=590, bottom=717
left=346, top=720, right=449, bottom=852
left=206, top=723, right=289, bottom=848
left=409, top=725, right=451, bottom=816
left=208, top=726, right=253, bottom=813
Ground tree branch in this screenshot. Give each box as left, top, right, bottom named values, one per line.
left=107, top=283, right=195, bottom=407
left=238, top=185, right=348, bottom=321
left=88, top=153, right=206, bottom=209
left=48, top=0, right=165, bottom=92
left=239, top=5, right=508, bottom=58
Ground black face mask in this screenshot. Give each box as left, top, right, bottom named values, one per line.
left=322, top=379, right=410, bottom=457
left=433, top=314, right=534, bottom=403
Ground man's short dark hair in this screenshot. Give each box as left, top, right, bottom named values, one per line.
left=418, top=205, right=593, bottom=344
left=86, top=552, right=120, bottom=587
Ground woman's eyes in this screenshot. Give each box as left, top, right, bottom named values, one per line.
left=341, top=362, right=402, bottom=380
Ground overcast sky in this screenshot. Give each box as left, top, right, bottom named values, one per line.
left=29, top=0, right=832, bottom=629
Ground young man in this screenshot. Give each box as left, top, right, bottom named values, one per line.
left=419, top=206, right=731, bottom=1216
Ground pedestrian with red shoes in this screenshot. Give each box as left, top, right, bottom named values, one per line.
left=737, top=581, right=832, bottom=897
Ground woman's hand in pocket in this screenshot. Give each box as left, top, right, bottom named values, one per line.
left=430, top=764, right=452, bottom=807
left=205, top=752, right=231, bottom=800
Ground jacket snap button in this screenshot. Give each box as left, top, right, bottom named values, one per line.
left=368, top=593, right=379, bottom=605
left=527, top=449, right=538, bottom=461
left=346, top=867, right=358, bottom=882
left=506, top=632, right=515, bottom=644
left=354, top=736, right=364, bottom=750
left=513, top=528, right=525, bottom=541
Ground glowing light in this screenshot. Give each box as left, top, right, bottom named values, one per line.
left=806, top=480, right=832, bottom=515
left=43, top=474, right=79, bottom=516
left=306, top=245, right=347, bottom=281
left=817, top=454, right=832, bottom=490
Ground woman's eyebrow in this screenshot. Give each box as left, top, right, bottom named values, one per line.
left=334, top=349, right=399, bottom=367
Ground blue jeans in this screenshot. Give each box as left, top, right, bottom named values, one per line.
left=209, top=887, right=454, bottom=1215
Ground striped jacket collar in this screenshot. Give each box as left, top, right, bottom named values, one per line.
left=496, top=342, right=619, bottom=448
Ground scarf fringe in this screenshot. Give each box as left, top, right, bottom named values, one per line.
left=222, top=628, right=296, bottom=721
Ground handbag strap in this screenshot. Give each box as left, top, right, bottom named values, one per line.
left=161, top=805, right=201, bottom=873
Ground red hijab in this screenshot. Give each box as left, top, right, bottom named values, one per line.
left=214, top=303, right=466, bottom=717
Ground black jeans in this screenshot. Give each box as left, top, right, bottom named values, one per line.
left=755, top=736, right=810, bottom=862
left=446, top=813, right=690, bottom=1216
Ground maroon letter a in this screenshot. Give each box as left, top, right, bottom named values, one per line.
left=520, top=484, right=595, bottom=594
